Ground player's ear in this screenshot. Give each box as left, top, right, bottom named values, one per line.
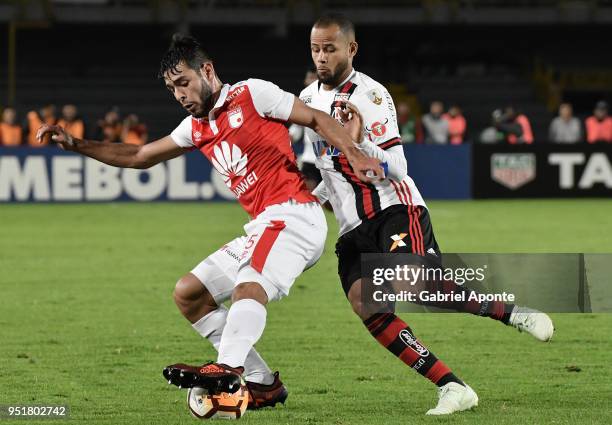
left=199, top=62, right=215, bottom=81
left=349, top=41, right=358, bottom=58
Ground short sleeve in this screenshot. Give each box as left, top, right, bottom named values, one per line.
left=247, top=78, right=295, bottom=121
left=170, top=116, right=195, bottom=148
left=352, top=86, right=401, bottom=145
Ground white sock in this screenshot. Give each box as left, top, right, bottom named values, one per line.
left=192, top=304, right=273, bottom=384
left=217, top=299, right=267, bottom=371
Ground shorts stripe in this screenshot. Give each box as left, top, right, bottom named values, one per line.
left=250, top=220, right=286, bottom=273
left=391, top=180, right=408, bottom=205
left=414, top=207, right=425, bottom=256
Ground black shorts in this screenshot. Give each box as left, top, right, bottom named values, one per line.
left=335, top=204, right=441, bottom=295
left=300, top=162, right=322, bottom=185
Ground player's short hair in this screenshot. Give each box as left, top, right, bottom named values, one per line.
left=158, top=34, right=212, bottom=78
left=313, top=14, right=355, bottom=39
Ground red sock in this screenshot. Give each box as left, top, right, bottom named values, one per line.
left=363, top=313, right=463, bottom=387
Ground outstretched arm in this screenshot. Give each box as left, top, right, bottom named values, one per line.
left=288, top=98, right=383, bottom=182
left=36, top=124, right=188, bottom=169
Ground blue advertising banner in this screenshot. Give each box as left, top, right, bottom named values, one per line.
left=403, top=144, right=471, bottom=200
left=0, top=147, right=236, bottom=203
left=0, top=145, right=473, bottom=202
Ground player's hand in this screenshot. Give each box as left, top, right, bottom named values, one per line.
left=338, top=102, right=363, bottom=143
left=36, top=124, right=76, bottom=150
left=348, top=154, right=384, bottom=183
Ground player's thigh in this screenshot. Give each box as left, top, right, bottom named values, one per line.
left=236, top=202, right=327, bottom=302
left=335, top=233, right=364, bottom=297
left=190, top=236, right=247, bottom=305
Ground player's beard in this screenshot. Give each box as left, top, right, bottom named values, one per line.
left=192, top=79, right=214, bottom=118
left=317, top=59, right=350, bottom=87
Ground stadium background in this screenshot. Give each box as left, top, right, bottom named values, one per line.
left=1, top=1, right=611, bottom=425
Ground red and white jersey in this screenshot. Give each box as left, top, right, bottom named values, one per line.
left=171, top=79, right=316, bottom=218
left=300, top=69, right=425, bottom=235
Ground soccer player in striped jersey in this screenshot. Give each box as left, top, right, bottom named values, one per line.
left=303, top=15, right=554, bottom=415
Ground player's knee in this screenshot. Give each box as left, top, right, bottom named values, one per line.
left=173, top=274, right=216, bottom=318
left=347, top=280, right=365, bottom=318
left=232, top=282, right=269, bottom=305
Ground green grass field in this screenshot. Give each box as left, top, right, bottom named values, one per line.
left=1, top=200, right=611, bottom=425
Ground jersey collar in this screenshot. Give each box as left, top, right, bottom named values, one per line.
left=205, top=84, right=230, bottom=134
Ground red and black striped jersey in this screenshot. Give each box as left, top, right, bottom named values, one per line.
left=301, top=69, right=426, bottom=235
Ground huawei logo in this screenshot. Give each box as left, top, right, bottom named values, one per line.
left=211, top=141, right=248, bottom=188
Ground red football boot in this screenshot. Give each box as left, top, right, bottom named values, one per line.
left=246, top=372, right=289, bottom=410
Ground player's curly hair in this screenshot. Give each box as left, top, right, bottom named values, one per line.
left=158, top=34, right=212, bottom=78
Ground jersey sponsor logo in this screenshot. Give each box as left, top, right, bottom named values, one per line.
left=225, top=86, right=246, bottom=102
left=491, top=153, right=536, bottom=189
left=211, top=141, right=248, bottom=188
left=366, top=118, right=388, bottom=138
left=390, top=233, right=408, bottom=251
left=367, top=89, right=383, bottom=105
left=231, top=170, right=258, bottom=199
left=228, top=107, right=244, bottom=129
left=334, top=92, right=351, bottom=103
left=399, top=329, right=430, bottom=357
left=314, top=139, right=340, bottom=158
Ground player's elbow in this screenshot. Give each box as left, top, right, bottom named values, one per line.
left=130, top=149, right=155, bottom=169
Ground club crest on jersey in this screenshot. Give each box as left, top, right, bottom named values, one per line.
left=367, top=89, right=383, bottom=105
left=366, top=118, right=388, bottom=138
left=301, top=95, right=312, bottom=104
left=228, top=107, right=244, bottom=129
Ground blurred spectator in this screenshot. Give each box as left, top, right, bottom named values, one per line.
left=397, top=101, right=423, bottom=144
left=57, top=104, right=85, bottom=139
left=504, top=106, right=533, bottom=144
left=26, top=104, right=57, bottom=147
left=548, top=103, right=581, bottom=144
left=122, top=114, right=148, bottom=145
left=585, top=101, right=612, bottom=143
left=422, top=101, right=448, bottom=144
left=443, top=105, right=467, bottom=144
left=480, top=110, right=504, bottom=143
left=97, top=108, right=123, bottom=143
left=0, top=107, right=23, bottom=146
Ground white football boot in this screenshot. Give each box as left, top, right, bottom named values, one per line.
left=509, top=306, right=554, bottom=342
left=426, top=382, right=478, bottom=415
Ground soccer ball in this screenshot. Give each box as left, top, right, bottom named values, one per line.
left=187, top=384, right=249, bottom=420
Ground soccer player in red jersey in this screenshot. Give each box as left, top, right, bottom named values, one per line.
left=37, top=34, right=383, bottom=408
left=302, top=15, right=555, bottom=415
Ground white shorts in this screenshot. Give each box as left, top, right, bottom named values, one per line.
left=190, top=200, right=327, bottom=302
